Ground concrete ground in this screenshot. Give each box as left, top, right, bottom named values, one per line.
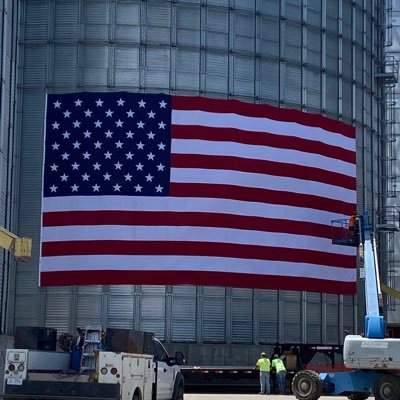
left=185, top=396, right=356, bottom=400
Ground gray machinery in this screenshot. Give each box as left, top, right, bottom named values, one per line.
left=292, top=212, right=400, bottom=400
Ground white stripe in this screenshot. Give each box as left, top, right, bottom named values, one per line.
left=41, top=196, right=352, bottom=225
left=41, top=225, right=356, bottom=256
left=172, top=110, right=355, bottom=152
left=171, top=168, right=356, bottom=204
left=172, top=139, right=355, bottom=178
left=40, top=255, right=357, bottom=282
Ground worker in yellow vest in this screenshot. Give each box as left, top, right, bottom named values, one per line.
left=255, top=352, right=271, bottom=395
left=271, top=354, right=287, bottom=394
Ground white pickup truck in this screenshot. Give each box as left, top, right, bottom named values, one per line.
left=3, top=337, right=184, bottom=400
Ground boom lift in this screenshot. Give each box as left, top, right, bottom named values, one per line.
left=292, top=212, right=400, bottom=400
left=0, top=227, right=31, bottom=262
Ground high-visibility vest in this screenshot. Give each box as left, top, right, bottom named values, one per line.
left=256, top=357, right=271, bottom=372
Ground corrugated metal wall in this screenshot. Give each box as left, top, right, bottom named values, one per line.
left=384, top=0, right=400, bottom=325
left=0, top=0, right=19, bottom=334
left=12, top=0, right=386, bottom=360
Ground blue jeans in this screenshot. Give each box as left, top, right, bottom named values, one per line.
left=276, top=371, right=287, bottom=394
left=259, top=371, right=270, bottom=394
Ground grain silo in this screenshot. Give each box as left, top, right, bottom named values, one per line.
left=0, top=0, right=399, bottom=368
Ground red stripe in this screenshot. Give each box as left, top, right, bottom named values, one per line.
left=172, top=96, right=355, bottom=138
left=42, top=210, right=342, bottom=240
left=170, top=183, right=355, bottom=215
left=40, top=270, right=356, bottom=294
left=171, top=154, right=356, bottom=190
left=172, top=125, right=355, bottom=164
left=41, top=240, right=355, bottom=268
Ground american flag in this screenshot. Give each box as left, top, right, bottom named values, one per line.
left=40, top=92, right=356, bottom=294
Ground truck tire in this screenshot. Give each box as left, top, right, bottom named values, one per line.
left=374, top=375, right=400, bottom=400
left=292, top=370, right=323, bottom=400
left=348, top=393, right=371, bottom=400
left=173, top=384, right=184, bottom=400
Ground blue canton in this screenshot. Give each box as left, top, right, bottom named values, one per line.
left=44, top=92, right=172, bottom=197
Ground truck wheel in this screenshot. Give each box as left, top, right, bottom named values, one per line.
left=292, top=370, right=323, bottom=400
left=374, top=375, right=400, bottom=400
left=348, top=393, right=371, bottom=400
left=173, top=384, right=184, bottom=400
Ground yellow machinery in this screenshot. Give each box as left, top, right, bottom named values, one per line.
left=0, top=227, right=32, bottom=262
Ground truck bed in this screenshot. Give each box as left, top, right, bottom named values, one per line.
left=3, top=373, right=120, bottom=400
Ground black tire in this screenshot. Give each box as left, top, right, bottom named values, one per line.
left=348, top=392, right=371, bottom=400
left=133, top=391, right=140, bottom=400
left=374, top=375, right=400, bottom=400
left=173, top=383, right=184, bottom=400
left=291, top=370, right=323, bottom=400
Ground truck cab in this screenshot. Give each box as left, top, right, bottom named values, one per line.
left=150, top=338, right=184, bottom=400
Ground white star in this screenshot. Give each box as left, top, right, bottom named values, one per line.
left=147, top=131, right=155, bottom=139
left=83, top=151, right=91, bottom=159
left=61, top=152, right=70, bottom=160
left=145, top=174, right=154, bottom=182
left=71, top=162, right=80, bottom=170
left=94, top=141, right=102, bottom=149
left=137, top=142, right=144, bottom=150
left=126, top=130, right=134, bottom=138
left=82, top=173, right=90, bottom=181
left=71, top=184, right=79, bottom=192
left=52, top=142, right=60, bottom=150
left=83, top=130, right=92, bottom=138
left=72, top=141, right=81, bottom=149
left=53, top=100, right=61, bottom=108
left=63, top=110, right=71, bottom=118
left=115, top=141, right=123, bottom=148
left=104, top=151, right=112, bottom=159
left=125, top=151, right=134, bottom=160
left=138, top=99, right=146, bottom=108
left=96, top=98, right=104, bottom=107
left=155, top=185, right=163, bottom=193
left=94, top=120, right=102, bottom=128
left=158, top=142, right=166, bottom=150
left=148, top=110, right=156, bottom=119
left=134, top=184, right=143, bottom=192
left=84, top=109, right=92, bottom=117
left=115, top=119, right=123, bottom=127
left=137, top=121, right=145, bottom=129
left=158, top=121, right=166, bottom=129
left=157, top=163, right=165, bottom=171
left=117, top=98, right=125, bottom=106
left=124, top=173, right=133, bottom=181
left=105, top=109, right=114, bottom=117
left=92, top=184, right=100, bottom=192
left=147, top=152, right=155, bottom=160
left=114, top=162, right=123, bottom=170
left=52, top=121, right=60, bottom=129
left=159, top=100, right=167, bottom=108
left=60, top=174, right=68, bottom=181
left=105, top=130, right=113, bottom=138
left=93, top=162, right=101, bottom=170
left=50, top=164, right=58, bottom=171
left=73, top=120, right=81, bottom=128
left=62, top=131, right=71, bottom=139
left=136, top=162, right=143, bottom=171
left=113, top=183, right=122, bottom=192
left=127, top=110, right=135, bottom=118
left=50, top=185, right=58, bottom=192
left=74, top=99, right=82, bottom=107
left=103, top=172, right=111, bottom=180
